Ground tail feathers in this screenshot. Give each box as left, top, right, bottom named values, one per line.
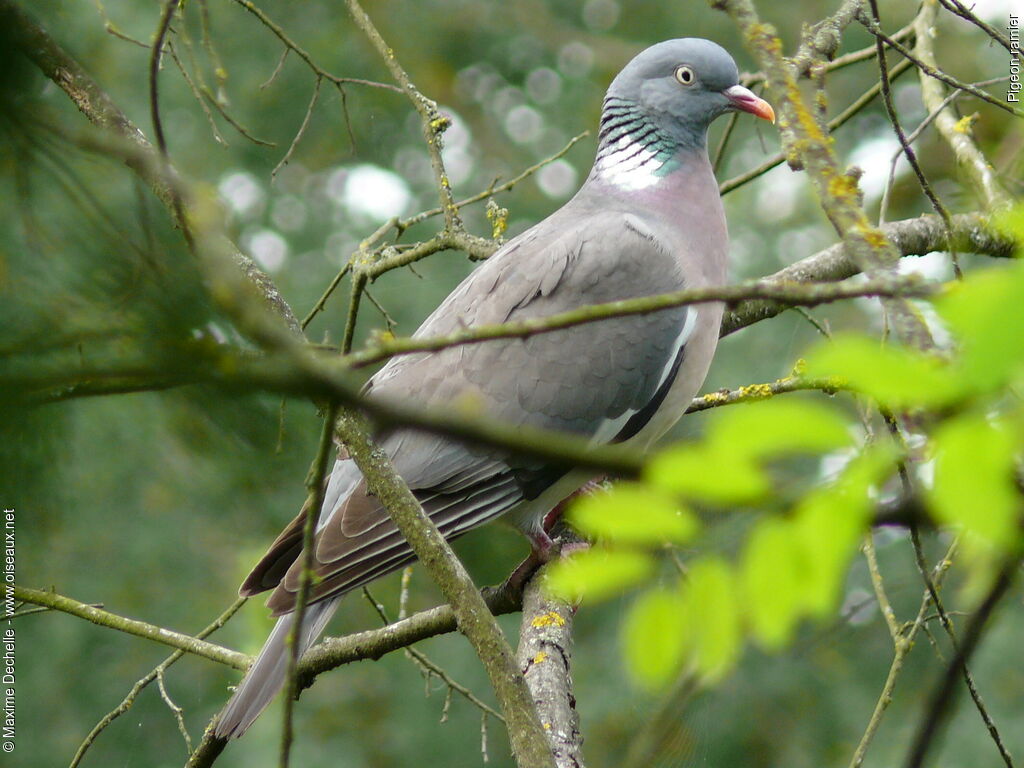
left=214, top=598, right=339, bottom=739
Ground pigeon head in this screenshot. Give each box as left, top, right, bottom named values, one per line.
left=595, top=39, right=773, bottom=187
left=606, top=38, right=774, bottom=143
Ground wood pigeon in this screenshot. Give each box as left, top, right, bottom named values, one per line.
left=215, top=37, right=774, bottom=738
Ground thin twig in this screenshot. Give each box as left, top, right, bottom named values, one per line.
left=197, top=0, right=227, bottom=90
left=341, top=274, right=935, bottom=369
left=14, top=585, right=247, bottom=668
left=157, top=668, right=194, bottom=754
left=936, top=0, right=1020, bottom=58
left=201, top=86, right=277, bottom=146
left=396, top=132, right=590, bottom=235
left=913, top=0, right=1012, bottom=210
left=712, top=110, right=741, bottom=174
left=346, top=0, right=460, bottom=229
left=362, top=592, right=505, bottom=723
left=720, top=56, right=915, bottom=195
left=905, top=563, right=1016, bottom=768
left=858, top=12, right=1024, bottom=117
left=227, top=0, right=402, bottom=93
left=167, top=40, right=228, bottom=147
left=910, top=528, right=1015, bottom=768
left=341, top=270, right=367, bottom=355
left=867, top=0, right=956, bottom=269
left=685, top=375, right=843, bottom=413
left=848, top=540, right=957, bottom=768
left=68, top=598, right=246, bottom=768
left=279, top=402, right=338, bottom=768
left=363, top=287, right=397, bottom=332
left=273, top=76, right=321, bottom=177
left=149, top=1, right=180, bottom=159
left=863, top=533, right=901, bottom=642
left=261, top=47, right=289, bottom=89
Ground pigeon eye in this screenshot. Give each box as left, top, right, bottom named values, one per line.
left=674, top=65, right=695, bottom=86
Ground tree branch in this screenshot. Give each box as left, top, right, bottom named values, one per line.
left=516, top=574, right=584, bottom=768
left=226, top=0, right=402, bottom=93
left=278, top=404, right=338, bottom=768
left=848, top=539, right=957, bottom=768
left=905, top=562, right=1017, bottom=768
left=12, top=586, right=248, bottom=670
left=298, top=581, right=525, bottom=685
left=790, top=0, right=866, bottom=76
left=344, top=274, right=936, bottom=369
left=331, top=411, right=557, bottom=768
left=344, top=0, right=462, bottom=231
left=913, top=0, right=1013, bottom=211
left=1, top=0, right=304, bottom=336
left=713, top=0, right=937, bottom=352
left=722, top=212, right=1012, bottom=334
left=858, top=11, right=1024, bottom=118
left=69, top=599, right=246, bottom=768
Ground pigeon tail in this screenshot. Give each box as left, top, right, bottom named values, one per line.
left=214, top=597, right=339, bottom=739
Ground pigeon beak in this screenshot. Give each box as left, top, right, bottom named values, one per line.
left=723, top=85, right=776, bottom=124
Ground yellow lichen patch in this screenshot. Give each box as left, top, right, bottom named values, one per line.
left=827, top=173, right=859, bottom=202
left=533, top=651, right=548, bottom=664
left=739, top=383, right=774, bottom=399
left=543, top=722, right=552, bottom=731
left=701, top=391, right=730, bottom=405
left=748, top=24, right=782, bottom=56
left=486, top=199, right=509, bottom=239
left=861, top=227, right=889, bottom=250
left=532, top=611, right=566, bottom=628
left=953, top=114, right=977, bottom=134
left=784, top=80, right=826, bottom=144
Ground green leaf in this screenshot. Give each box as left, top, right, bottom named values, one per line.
left=568, top=483, right=700, bottom=545
left=544, top=547, right=655, bottom=603
left=740, top=518, right=803, bottom=649
left=622, top=586, right=690, bottom=689
left=708, top=398, right=853, bottom=459
left=794, top=444, right=897, bottom=615
left=927, top=412, right=1020, bottom=547
left=937, top=262, right=1024, bottom=393
left=804, top=334, right=961, bottom=408
left=684, top=557, right=741, bottom=681
left=647, top=444, right=771, bottom=505
left=793, top=492, right=863, bottom=616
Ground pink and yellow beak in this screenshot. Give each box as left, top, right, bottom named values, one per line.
left=723, top=84, right=776, bottom=123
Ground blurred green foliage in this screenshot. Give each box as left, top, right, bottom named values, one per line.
left=4, top=1, right=1022, bottom=767
left=554, top=211, right=1024, bottom=738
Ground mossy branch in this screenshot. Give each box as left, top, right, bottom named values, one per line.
left=12, top=586, right=249, bottom=670
left=516, top=573, right=583, bottom=768
left=332, top=411, right=557, bottom=768
left=913, top=0, right=1013, bottom=211
left=712, top=0, right=937, bottom=352
left=343, top=274, right=936, bottom=369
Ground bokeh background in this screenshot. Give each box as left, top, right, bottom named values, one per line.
left=3, top=0, right=1022, bottom=766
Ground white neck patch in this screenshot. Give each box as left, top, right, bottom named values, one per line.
left=595, top=135, right=666, bottom=191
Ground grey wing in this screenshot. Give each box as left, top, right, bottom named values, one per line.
left=372, top=210, right=693, bottom=438
left=246, top=211, right=693, bottom=613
